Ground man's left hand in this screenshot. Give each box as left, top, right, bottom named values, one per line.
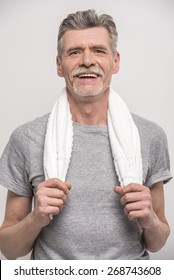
left=114, top=183, right=157, bottom=230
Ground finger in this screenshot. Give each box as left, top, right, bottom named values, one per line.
left=66, top=181, right=72, bottom=190
left=121, top=183, right=144, bottom=195
left=123, top=201, right=144, bottom=215
left=127, top=209, right=150, bottom=221
left=36, top=204, right=61, bottom=219
left=50, top=179, right=71, bottom=194
left=114, top=186, right=122, bottom=196
left=46, top=197, right=65, bottom=208
left=43, top=188, right=68, bottom=202
left=49, top=203, right=65, bottom=216
left=120, top=189, right=151, bottom=206
left=120, top=192, right=139, bottom=205
left=46, top=205, right=61, bottom=216
left=38, top=178, right=71, bottom=194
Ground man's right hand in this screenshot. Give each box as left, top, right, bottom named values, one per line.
left=33, top=178, right=71, bottom=227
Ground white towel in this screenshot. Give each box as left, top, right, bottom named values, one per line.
left=44, top=87, right=143, bottom=187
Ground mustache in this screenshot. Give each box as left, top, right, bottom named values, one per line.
left=72, top=67, right=103, bottom=77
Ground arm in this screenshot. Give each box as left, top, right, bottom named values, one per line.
left=142, top=182, right=170, bottom=252
left=0, top=191, right=38, bottom=259
left=0, top=178, right=71, bottom=259
left=115, top=182, right=170, bottom=252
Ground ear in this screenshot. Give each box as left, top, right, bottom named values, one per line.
left=112, top=52, right=120, bottom=74
left=56, top=56, right=64, bottom=77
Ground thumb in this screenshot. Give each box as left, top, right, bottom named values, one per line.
left=114, top=186, right=123, bottom=196
left=65, top=181, right=72, bottom=190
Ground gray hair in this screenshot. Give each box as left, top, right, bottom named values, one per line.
left=57, top=9, right=118, bottom=57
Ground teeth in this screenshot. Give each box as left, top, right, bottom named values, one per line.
left=78, top=73, right=98, bottom=78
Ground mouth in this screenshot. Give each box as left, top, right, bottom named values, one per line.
left=75, top=72, right=100, bottom=79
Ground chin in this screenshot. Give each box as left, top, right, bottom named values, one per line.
left=73, top=85, right=105, bottom=98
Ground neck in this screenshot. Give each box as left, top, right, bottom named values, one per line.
left=67, top=89, right=109, bottom=125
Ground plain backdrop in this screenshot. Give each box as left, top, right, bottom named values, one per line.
left=0, top=0, right=173, bottom=260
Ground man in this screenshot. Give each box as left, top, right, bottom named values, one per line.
left=0, top=9, right=172, bottom=259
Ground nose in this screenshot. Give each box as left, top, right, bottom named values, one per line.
left=80, top=50, right=96, bottom=68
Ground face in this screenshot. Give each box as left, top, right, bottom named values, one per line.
left=57, top=27, right=120, bottom=100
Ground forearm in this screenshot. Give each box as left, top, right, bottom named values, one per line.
left=0, top=211, right=43, bottom=259
left=142, top=217, right=170, bottom=252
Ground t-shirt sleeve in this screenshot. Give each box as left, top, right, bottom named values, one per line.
left=145, top=124, right=172, bottom=187
left=0, top=125, right=33, bottom=197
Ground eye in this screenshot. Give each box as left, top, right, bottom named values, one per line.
left=96, top=49, right=104, bottom=53
left=94, top=49, right=106, bottom=55
left=69, top=50, right=82, bottom=56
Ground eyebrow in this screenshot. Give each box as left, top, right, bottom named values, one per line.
left=66, top=47, right=83, bottom=54
left=66, top=44, right=109, bottom=54
left=92, top=45, right=108, bottom=50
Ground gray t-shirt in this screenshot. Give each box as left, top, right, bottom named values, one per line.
left=0, top=113, right=172, bottom=259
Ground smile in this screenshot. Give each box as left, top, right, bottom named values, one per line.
left=78, top=73, right=98, bottom=78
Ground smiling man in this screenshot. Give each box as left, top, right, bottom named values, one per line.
left=57, top=27, right=119, bottom=100
left=0, top=9, right=172, bottom=260
left=56, top=26, right=120, bottom=125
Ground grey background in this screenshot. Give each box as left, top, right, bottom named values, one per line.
left=0, top=0, right=173, bottom=260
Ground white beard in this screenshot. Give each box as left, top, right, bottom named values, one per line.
left=72, top=82, right=104, bottom=98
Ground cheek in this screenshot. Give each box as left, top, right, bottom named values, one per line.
left=104, top=67, right=114, bottom=80
left=62, top=69, right=74, bottom=85
left=62, top=63, right=76, bottom=78
left=99, top=60, right=115, bottom=75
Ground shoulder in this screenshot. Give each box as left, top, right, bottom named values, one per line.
left=8, top=114, right=49, bottom=152
left=132, top=113, right=168, bottom=145
left=11, top=114, right=49, bottom=140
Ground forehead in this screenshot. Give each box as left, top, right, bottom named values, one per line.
left=62, top=27, right=111, bottom=49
